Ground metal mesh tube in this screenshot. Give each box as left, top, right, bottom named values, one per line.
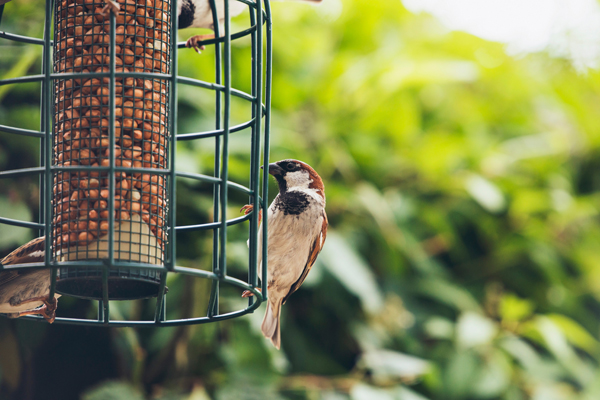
left=53, top=0, right=172, bottom=299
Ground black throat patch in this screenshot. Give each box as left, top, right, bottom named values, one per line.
left=178, top=0, right=195, bottom=29
left=274, top=175, right=287, bottom=195
left=273, top=191, right=310, bottom=216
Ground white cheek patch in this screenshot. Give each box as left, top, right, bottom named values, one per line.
left=284, top=170, right=311, bottom=189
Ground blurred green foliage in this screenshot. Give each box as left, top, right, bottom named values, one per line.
left=2, top=0, right=600, bottom=399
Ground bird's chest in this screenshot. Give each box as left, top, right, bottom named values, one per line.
left=264, top=196, right=321, bottom=283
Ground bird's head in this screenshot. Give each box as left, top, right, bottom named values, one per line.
left=266, top=159, right=324, bottom=198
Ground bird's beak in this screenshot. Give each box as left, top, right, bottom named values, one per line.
left=267, top=163, right=284, bottom=176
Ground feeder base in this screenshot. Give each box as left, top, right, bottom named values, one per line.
left=56, top=272, right=162, bottom=300
left=56, top=213, right=165, bottom=300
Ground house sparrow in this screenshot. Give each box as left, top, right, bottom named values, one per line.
left=179, top=0, right=323, bottom=52
left=0, top=236, right=60, bottom=324
left=241, top=159, right=327, bottom=349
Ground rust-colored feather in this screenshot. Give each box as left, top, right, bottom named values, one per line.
left=282, top=210, right=328, bottom=304
left=302, top=162, right=325, bottom=199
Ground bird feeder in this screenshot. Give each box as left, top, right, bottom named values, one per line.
left=0, top=0, right=271, bottom=325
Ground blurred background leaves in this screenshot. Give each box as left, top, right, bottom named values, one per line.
left=2, top=0, right=600, bottom=399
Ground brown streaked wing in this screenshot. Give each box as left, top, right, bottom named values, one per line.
left=282, top=211, right=328, bottom=304
left=0, top=270, right=21, bottom=287
left=0, top=236, right=46, bottom=266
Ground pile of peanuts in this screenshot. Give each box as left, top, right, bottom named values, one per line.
left=53, top=0, right=171, bottom=258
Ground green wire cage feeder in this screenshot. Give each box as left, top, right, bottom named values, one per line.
left=0, top=0, right=271, bottom=326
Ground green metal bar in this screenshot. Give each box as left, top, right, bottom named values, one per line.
left=154, top=272, right=168, bottom=323
left=0, top=125, right=45, bottom=137
left=0, top=168, right=252, bottom=191
left=18, top=270, right=263, bottom=326
left=248, top=0, right=263, bottom=307
left=23, top=305, right=259, bottom=327
left=168, top=0, right=178, bottom=271
left=0, top=262, right=51, bottom=270
left=1, top=117, right=257, bottom=144
left=0, top=71, right=223, bottom=85
left=0, top=31, right=46, bottom=45
left=176, top=119, right=255, bottom=140
left=51, top=166, right=171, bottom=174
left=208, top=0, right=222, bottom=319
left=155, top=0, right=178, bottom=322
left=0, top=261, right=167, bottom=272
left=261, top=0, right=273, bottom=301
left=102, top=267, right=109, bottom=324
left=175, top=171, right=221, bottom=184
left=176, top=172, right=252, bottom=193
left=50, top=71, right=171, bottom=80
left=175, top=24, right=257, bottom=48
left=250, top=0, right=263, bottom=296
left=38, top=3, right=47, bottom=241
left=177, top=77, right=260, bottom=103
left=0, top=166, right=45, bottom=178
left=45, top=0, right=56, bottom=304
left=0, top=4, right=5, bottom=25
left=98, top=301, right=104, bottom=322
left=176, top=214, right=251, bottom=232
left=42, top=261, right=166, bottom=271
left=0, top=75, right=45, bottom=86
left=206, top=280, right=219, bottom=319
left=0, top=217, right=44, bottom=229
left=219, top=0, right=232, bottom=282
left=105, top=6, right=118, bottom=320
left=233, top=0, right=256, bottom=8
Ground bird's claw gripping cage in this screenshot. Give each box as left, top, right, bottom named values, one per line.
left=0, top=0, right=271, bottom=326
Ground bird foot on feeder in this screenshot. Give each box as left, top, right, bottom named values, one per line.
left=15, top=296, right=58, bottom=324
left=241, top=288, right=262, bottom=298
left=185, top=34, right=215, bottom=54
left=101, top=0, right=120, bottom=17
left=240, top=204, right=262, bottom=224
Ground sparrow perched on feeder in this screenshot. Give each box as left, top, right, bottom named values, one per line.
left=0, top=236, right=60, bottom=324
left=241, top=159, right=327, bottom=349
left=180, top=0, right=323, bottom=53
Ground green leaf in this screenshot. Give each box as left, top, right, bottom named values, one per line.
left=546, top=314, right=600, bottom=353
left=416, top=279, right=482, bottom=313
left=351, top=384, right=431, bottom=400
left=81, top=381, right=145, bottom=400
left=471, top=349, right=512, bottom=398
left=456, top=312, right=498, bottom=348
left=443, top=350, right=480, bottom=399
left=499, top=294, right=534, bottom=322
left=465, top=174, right=506, bottom=213
left=319, top=232, right=384, bottom=314
left=358, top=349, right=430, bottom=381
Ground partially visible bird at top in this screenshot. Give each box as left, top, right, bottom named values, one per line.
left=0, top=236, right=60, bottom=324
left=179, top=0, right=323, bottom=53
left=241, top=159, right=328, bottom=349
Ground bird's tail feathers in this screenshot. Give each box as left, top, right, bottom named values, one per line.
left=261, top=298, right=282, bottom=350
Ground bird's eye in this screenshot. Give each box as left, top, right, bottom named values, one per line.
left=285, top=162, right=295, bottom=171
